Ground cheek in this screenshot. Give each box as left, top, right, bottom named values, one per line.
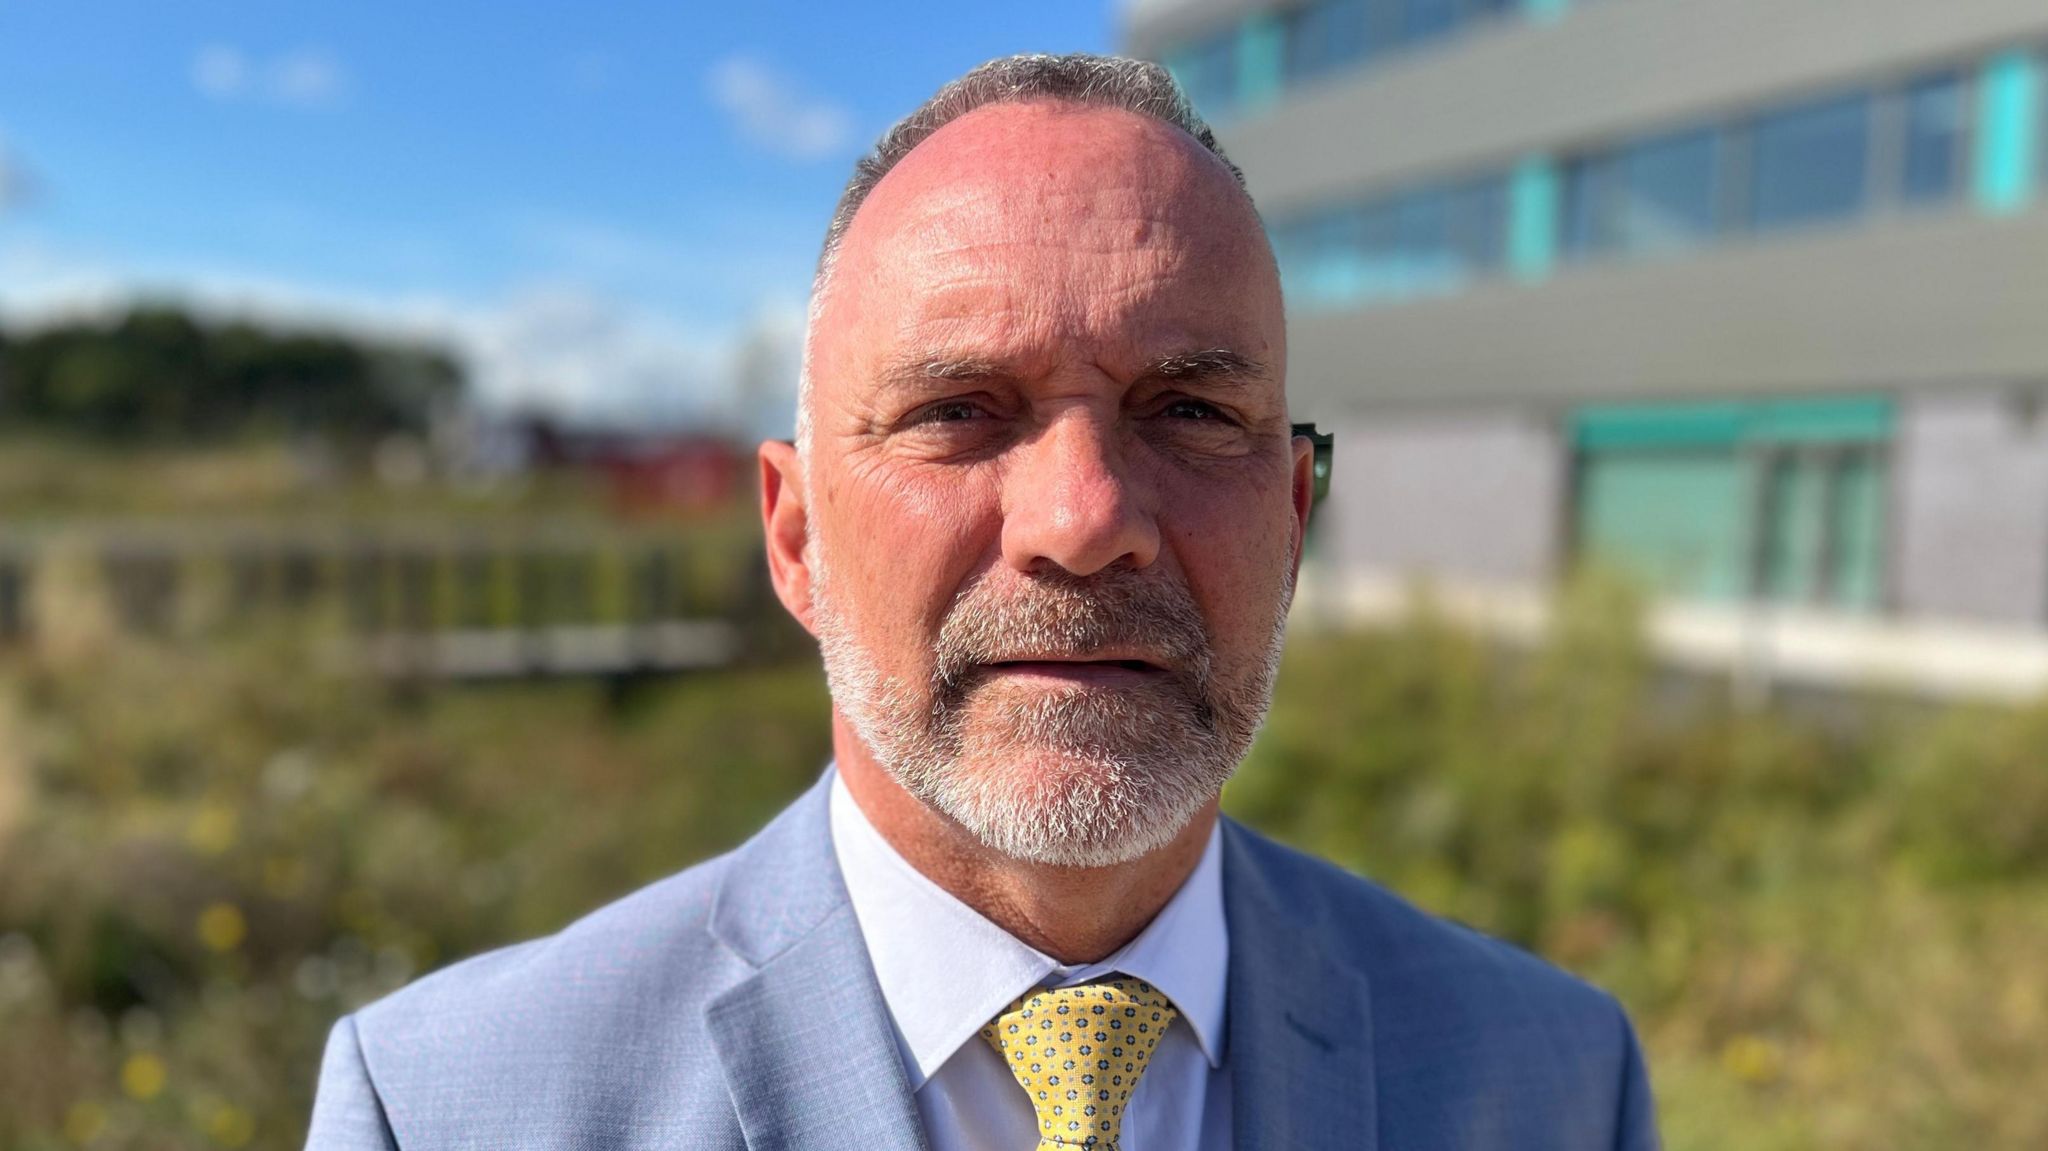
left=1159, top=467, right=1299, bottom=653
left=819, top=457, right=1001, bottom=657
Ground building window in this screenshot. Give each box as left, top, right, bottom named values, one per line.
left=1561, top=154, right=1616, bottom=257
left=1617, top=129, right=1722, bottom=252
left=1396, top=186, right=1455, bottom=283
left=1565, top=128, right=1721, bottom=258
left=1401, top=0, right=1461, bottom=45
left=1448, top=174, right=1510, bottom=271
left=1754, top=445, right=1889, bottom=609
left=1898, top=71, right=1969, bottom=204
left=1577, top=444, right=1754, bottom=602
left=1270, top=0, right=1520, bottom=94
left=1749, top=93, right=1873, bottom=231
left=1273, top=171, right=1510, bottom=306
left=1284, top=0, right=1377, bottom=83
left=1170, top=29, right=1239, bottom=119
left=1571, top=398, right=1893, bottom=611
left=1261, top=51, right=1989, bottom=307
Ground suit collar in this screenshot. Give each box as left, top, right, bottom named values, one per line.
left=828, top=771, right=1231, bottom=1087
left=704, top=769, right=930, bottom=1150
left=707, top=769, right=851, bottom=968
left=704, top=775, right=1382, bottom=1149
left=1221, top=818, right=1379, bottom=1150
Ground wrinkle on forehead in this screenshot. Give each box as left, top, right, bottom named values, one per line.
left=806, top=103, right=1279, bottom=396
left=851, top=105, right=1261, bottom=273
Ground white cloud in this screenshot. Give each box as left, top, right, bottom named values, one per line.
left=191, top=44, right=349, bottom=109
left=191, top=44, right=248, bottom=99
left=705, top=54, right=856, bottom=162
left=454, top=286, right=732, bottom=424
left=269, top=49, right=348, bottom=108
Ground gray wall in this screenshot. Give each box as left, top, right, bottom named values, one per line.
left=1284, top=210, right=2048, bottom=422
left=1894, top=391, right=2048, bottom=626
left=1197, top=0, right=2048, bottom=211
left=1325, top=407, right=1564, bottom=585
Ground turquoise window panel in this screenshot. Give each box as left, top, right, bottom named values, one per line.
left=1573, top=402, right=1749, bottom=451
left=1573, top=397, right=1893, bottom=451
left=1974, top=50, right=2041, bottom=214
left=1830, top=451, right=1887, bottom=610
left=1759, top=453, right=1830, bottom=604
left=1237, top=15, right=1286, bottom=113
left=1753, top=397, right=1893, bottom=445
left=1578, top=451, right=1750, bottom=603
left=1508, top=156, right=1560, bottom=281
left=1573, top=398, right=1894, bottom=610
left=1524, top=0, right=1570, bottom=23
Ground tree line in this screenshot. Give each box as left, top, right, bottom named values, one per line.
left=0, top=304, right=463, bottom=442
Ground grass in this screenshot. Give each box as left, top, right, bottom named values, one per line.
left=0, top=565, right=2042, bottom=1148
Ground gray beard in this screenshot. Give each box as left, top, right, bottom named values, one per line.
left=811, top=547, right=1293, bottom=868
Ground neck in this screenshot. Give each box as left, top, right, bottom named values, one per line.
left=833, top=714, right=1218, bottom=965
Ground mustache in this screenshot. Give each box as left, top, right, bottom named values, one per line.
left=929, top=565, right=1213, bottom=695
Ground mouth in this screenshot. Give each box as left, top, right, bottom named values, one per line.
left=981, top=656, right=1168, bottom=686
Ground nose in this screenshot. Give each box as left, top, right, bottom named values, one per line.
left=1000, top=410, right=1160, bottom=577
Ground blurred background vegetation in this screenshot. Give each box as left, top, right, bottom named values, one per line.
left=1, top=345, right=2045, bottom=1147
left=10, top=5, right=2047, bottom=1143
left=2, top=309, right=2046, bottom=1151
left=0, top=305, right=458, bottom=447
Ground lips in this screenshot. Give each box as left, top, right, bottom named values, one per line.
left=981, top=657, right=1169, bottom=685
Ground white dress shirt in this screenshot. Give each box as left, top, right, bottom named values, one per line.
left=828, top=772, right=1233, bottom=1150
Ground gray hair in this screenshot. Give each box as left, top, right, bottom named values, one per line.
left=796, top=52, right=1249, bottom=458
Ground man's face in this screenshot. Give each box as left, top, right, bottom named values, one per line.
left=777, top=101, right=1310, bottom=867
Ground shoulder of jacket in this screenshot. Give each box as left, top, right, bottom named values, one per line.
left=350, top=848, right=739, bottom=1041
left=1224, top=820, right=1626, bottom=1025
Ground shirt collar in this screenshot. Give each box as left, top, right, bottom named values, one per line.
left=828, top=768, right=1228, bottom=1090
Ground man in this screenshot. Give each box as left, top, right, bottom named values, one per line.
left=306, top=53, right=1657, bottom=1150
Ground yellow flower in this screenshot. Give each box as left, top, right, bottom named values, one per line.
left=1720, top=1033, right=1783, bottom=1086
left=185, top=804, right=240, bottom=857
left=206, top=1101, right=256, bottom=1148
left=121, top=1052, right=167, bottom=1100
left=196, top=903, right=248, bottom=953
left=64, top=1100, right=107, bottom=1144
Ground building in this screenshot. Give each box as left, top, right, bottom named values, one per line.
left=518, top=417, right=751, bottom=517
left=1125, top=0, right=2048, bottom=696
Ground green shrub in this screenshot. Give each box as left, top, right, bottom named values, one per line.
left=1, top=570, right=2044, bottom=1148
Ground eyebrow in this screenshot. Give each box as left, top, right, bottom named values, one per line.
left=1139, top=348, right=1269, bottom=387
left=876, top=347, right=1269, bottom=394
left=876, top=354, right=1017, bottom=395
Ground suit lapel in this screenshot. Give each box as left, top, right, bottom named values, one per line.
left=703, top=772, right=929, bottom=1151
left=1222, top=820, right=1379, bottom=1150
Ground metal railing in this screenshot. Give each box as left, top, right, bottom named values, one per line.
left=0, top=521, right=770, bottom=680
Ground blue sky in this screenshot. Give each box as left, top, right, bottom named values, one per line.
left=0, top=0, right=1114, bottom=425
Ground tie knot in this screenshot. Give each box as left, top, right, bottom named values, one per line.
left=979, top=977, right=1179, bottom=1150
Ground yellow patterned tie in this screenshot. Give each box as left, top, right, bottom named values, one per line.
left=979, top=976, right=1179, bottom=1150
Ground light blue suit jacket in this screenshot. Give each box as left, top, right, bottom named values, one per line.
left=306, top=771, right=1658, bottom=1149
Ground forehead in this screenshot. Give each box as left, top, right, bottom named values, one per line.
left=817, top=102, right=1281, bottom=378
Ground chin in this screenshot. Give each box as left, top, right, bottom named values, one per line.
left=829, top=646, right=1254, bottom=868
left=917, top=732, right=1223, bottom=869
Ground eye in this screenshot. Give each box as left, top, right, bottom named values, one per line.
left=910, top=398, right=990, bottom=425
left=1160, top=397, right=1234, bottom=423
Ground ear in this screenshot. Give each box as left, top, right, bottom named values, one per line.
left=758, top=439, right=817, bottom=635
left=1288, top=433, right=1315, bottom=581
